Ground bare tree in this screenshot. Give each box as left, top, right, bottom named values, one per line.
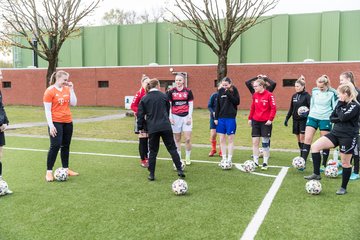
left=0, top=0, right=101, bottom=86
left=102, top=7, right=165, bottom=25
left=166, top=0, right=279, bottom=81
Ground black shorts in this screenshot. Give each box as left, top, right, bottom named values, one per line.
left=0, top=132, right=5, bottom=146
left=292, top=119, right=306, bottom=135
left=134, top=117, right=147, bottom=134
left=251, top=120, right=272, bottom=138
left=325, top=132, right=357, bottom=155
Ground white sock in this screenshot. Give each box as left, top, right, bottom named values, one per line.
left=263, top=157, right=269, bottom=165
left=253, top=156, right=259, bottom=165
left=186, top=150, right=191, bottom=158
left=228, top=155, right=232, bottom=162
left=177, top=150, right=182, bottom=159
left=47, top=170, right=53, bottom=174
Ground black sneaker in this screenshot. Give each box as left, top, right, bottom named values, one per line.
left=177, top=170, right=186, bottom=178
left=148, top=173, right=155, bottom=181
left=304, top=174, right=321, bottom=180
left=336, top=187, right=347, bottom=195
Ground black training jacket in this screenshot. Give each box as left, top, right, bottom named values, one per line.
left=285, top=90, right=311, bottom=121
left=330, top=100, right=360, bottom=138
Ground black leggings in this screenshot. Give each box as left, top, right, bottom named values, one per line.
left=47, top=122, right=73, bottom=170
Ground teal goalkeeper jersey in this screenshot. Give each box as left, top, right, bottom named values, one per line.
left=308, top=87, right=338, bottom=120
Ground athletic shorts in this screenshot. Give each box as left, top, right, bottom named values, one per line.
left=134, top=117, right=147, bottom=134
left=210, top=118, right=216, bottom=130
left=325, top=132, right=357, bottom=154
left=293, top=119, right=306, bottom=135
left=216, top=118, right=236, bottom=135
left=306, top=116, right=332, bottom=131
left=172, top=114, right=192, bottom=133
left=251, top=120, right=272, bottom=138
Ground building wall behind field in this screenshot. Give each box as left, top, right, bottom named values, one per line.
left=2, top=62, right=360, bottom=110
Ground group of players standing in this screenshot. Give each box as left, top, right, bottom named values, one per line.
left=131, top=71, right=360, bottom=195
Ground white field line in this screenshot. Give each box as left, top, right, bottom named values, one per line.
left=6, top=146, right=289, bottom=239
left=240, top=167, right=289, bottom=240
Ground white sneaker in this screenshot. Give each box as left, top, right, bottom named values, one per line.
left=185, top=156, right=191, bottom=165
left=5, top=188, right=13, bottom=195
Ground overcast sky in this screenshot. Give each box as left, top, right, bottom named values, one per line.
left=96, top=0, right=360, bottom=20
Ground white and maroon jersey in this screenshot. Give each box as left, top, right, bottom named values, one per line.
left=167, top=87, right=194, bottom=117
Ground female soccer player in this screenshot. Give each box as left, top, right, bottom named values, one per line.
left=214, top=77, right=240, bottom=166
left=131, top=75, right=150, bottom=168
left=0, top=70, right=12, bottom=194
left=43, top=70, right=79, bottom=182
left=245, top=74, right=277, bottom=94
left=137, top=78, right=185, bottom=181
left=300, top=75, right=337, bottom=170
left=305, top=83, right=360, bottom=195
left=284, top=76, right=311, bottom=155
left=167, top=73, right=194, bottom=165
left=248, top=78, right=277, bottom=170
left=339, top=71, right=360, bottom=180
left=208, top=83, right=222, bottom=157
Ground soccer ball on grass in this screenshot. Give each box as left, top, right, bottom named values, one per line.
left=219, top=160, right=232, bottom=170
left=54, top=168, right=68, bottom=181
left=292, top=156, right=305, bottom=170
left=172, top=179, right=188, bottom=195
left=305, top=180, right=322, bottom=195
left=324, top=165, right=338, bottom=178
left=0, top=180, right=9, bottom=196
left=243, top=160, right=256, bottom=172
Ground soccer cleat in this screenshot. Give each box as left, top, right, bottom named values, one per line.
left=261, top=163, right=268, bottom=171
left=68, top=169, right=79, bottom=176
left=337, top=170, right=343, bottom=175
left=208, top=149, right=216, bottom=157
left=304, top=174, right=321, bottom=180
left=45, top=172, right=54, bottom=182
left=336, top=187, right=347, bottom=195
left=297, top=167, right=305, bottom=172
left=254, top=162, right=259, bottom=168
left=350, top=173, right=360, bottom=180
left=320, top=166, right=325, bottom=173
left=5, top=188, right=13, bottom=195
left=140, top=159, right=149, bottom=168
left=219, top=151, right=222, bottom=157
left=185, top=156, right=191, bottom=165
left=148, top=173, right=155, bottom=181
left=177, top=170, right=186, bottom=178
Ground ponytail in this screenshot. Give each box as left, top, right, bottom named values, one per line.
left=49, top=70, right=70, bottom=86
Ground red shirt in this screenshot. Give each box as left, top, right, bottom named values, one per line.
left=130, top=87, right=146, bottom=114
left=167, top=87, right=194, bottom=117
left=248, top=90, right=276, bottom=122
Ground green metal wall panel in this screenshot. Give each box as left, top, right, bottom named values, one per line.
left=321, top=11, right=340, bottom=61
left=119, top=24, right=142, bottom=65
left=13, top=10, right=360, bottom=67
left=104, top=25, right=119, bottom=66
left=241, top=20, right=272, bottom=63
left=83, top=27, right=106, bottom=66
left=142, top=23, right=157, bottom=65
left=339, top=10, right=360, bottom=61
left=288, top=13, right=321, bottom=62
left=271, top=14, right=289, bottom=62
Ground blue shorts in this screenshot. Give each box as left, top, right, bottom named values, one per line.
left=306, top=116, right=332, bottom=131
left=216, top=118, right=236, bottom=135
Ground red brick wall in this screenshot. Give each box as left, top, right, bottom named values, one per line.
left=1, top=62, right=360, bottom=110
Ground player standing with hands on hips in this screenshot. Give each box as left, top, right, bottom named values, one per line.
left=43, top=70, right=79, bottom=182
left=0, top=70, right=12, bottom=194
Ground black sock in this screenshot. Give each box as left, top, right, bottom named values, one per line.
left=322, top=149, right=330, bottom=166
left=353, top=156, right=359, bottom=174
left=341, top=167, right=352, bottom=189
left=298, top=142, right=303, bottom=155
left=139, top=138, right=149, bottom=160
left=0, top=161, right=2, bottom=176
left=312, top=152, right=321, bottom=175
left=301, top=144, right=311, bottom=161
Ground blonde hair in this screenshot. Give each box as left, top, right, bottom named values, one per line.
left=49, top=70, right=69, bottom=85
left=337, top=82, right=359, bottom=104
left=296, top=75, right=306, bottom=87
left=340, top=71, right=356, bottom=86
left=316, top=75, right=330, bottom=87
left=254, top=79, right=266, bottom=87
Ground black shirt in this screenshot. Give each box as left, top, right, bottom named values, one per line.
left=215, top=86, right=240, bottom=119
left=330, top=100, right=360, bottom=138
left=286, top=90, right=311, bottom=121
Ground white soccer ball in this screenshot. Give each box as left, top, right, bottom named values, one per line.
left=173, top=161, right=186, bottom=171
left=305, top=180, right=322, bottom=195
left=172, top=179, right=188, bottom=195
left=243, top=160, right=256, bottom=172
left=292, top=156, right=305, bottom=170
left=0, top=180, right=9, bottom=196
left=297, top=106, right=309, bottom=117
left=219, top=160, right=232, bottom=170
left=324, top=165, right=338, bottom=178
left=54, top=168, right=68, bottom=181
